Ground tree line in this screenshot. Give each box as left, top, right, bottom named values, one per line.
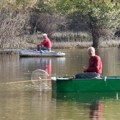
left=0, top=0, right=120, bottom=48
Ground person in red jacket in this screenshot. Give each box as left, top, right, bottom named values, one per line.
left=75, top=47, right=102, bottom=78
left=37, top=33, right=52, bottom=52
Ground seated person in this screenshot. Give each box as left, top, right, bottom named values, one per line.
left=37, top=33, right=52, bottom=52
left=75, top=47, right=102, bottom=79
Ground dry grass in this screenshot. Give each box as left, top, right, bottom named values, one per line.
left=51, top=32, right=91, bottom=42
left=101, top=39, right=120, bottom=48
left=0, top=0, right=38, bottom=49
left=52, top=41, right=92, bottom=49
left=22, top=33, right=120, bottom=49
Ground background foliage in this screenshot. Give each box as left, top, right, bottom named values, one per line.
left=0, top=0, right=120, bottom=48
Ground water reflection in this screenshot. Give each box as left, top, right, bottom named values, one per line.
left=0, top=91, right=56, bottom=120
left=0, top=54, right=20, bottom=82
left=39, top=58, right=52, bottom=75
left=0, top=48, right=120, bottom=120
left=89, top=101, right=103, bottom=120
left=53, top=92, right=120, bottom=120
left=19, top=57, right=66, bottom=79
left=101, top=48, right=120, bottom=76
left=0, top=48, right=120, bottom=82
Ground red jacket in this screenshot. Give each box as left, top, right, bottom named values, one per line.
left=38, top=37, right=51, bottom=48
left=85, top=55, right=102, bottom=74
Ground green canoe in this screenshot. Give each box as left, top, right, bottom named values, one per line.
left=52, top=76, right=120, bottom=92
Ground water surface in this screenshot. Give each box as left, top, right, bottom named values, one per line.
left=0, top=48, right=120, bottom=120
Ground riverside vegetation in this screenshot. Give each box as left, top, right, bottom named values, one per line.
left=0, top=0, right=120, bottom=51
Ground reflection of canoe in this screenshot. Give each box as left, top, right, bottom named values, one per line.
left=52, top=91, right=119, bottom=102
left=19, top=49, right=66, bottom=57
left=52, top=76, right=120, bottom=92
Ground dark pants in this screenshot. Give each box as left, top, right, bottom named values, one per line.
left=37, top=45, right=51, bottom=51
left=75, top=72, right=100, bottom=79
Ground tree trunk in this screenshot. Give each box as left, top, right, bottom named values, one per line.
left=88, top=14, right=100, bottom=48
left=91, top=29, right=100, bottom=48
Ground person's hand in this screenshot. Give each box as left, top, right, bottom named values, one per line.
left=83, top=66, right=87, bottom=71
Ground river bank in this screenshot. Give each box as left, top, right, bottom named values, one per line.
left=0, top=49, right=19, bottom=54
left=50, top=40, right=120, bottom=49
left=0, top=40, right=120, bottom=54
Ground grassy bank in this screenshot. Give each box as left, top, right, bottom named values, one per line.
left=0, top=31, right=120, bottom=51
left=52, top=40, right=120, bottom=49
left=0, top=39, right=120, bottom=52
left=0, top=40, right=120, bottom=54
left=25, top=32, right=120, bottom=49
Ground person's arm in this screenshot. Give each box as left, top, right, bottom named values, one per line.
left=37, top=39, right=46, bottom=46
left=40, top=39, right=47, bottom=45
left=95, top=57, right=102, bottom=73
